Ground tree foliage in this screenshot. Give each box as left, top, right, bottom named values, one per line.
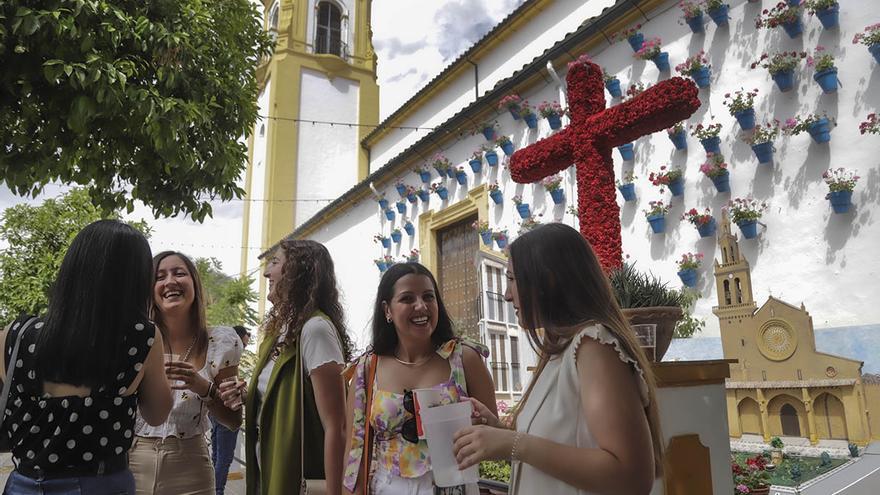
left=0, top=0, right=274, bottom=221
left=195, top=257, right=259, bottom=330
left=0, top=188, right=150, bottom=322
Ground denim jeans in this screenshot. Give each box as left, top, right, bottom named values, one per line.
left=3, top=469, right=135, bottom=495
left=210, top=416, right=239, bottom=495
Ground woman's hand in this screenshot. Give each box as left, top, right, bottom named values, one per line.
left=165, top=361, right=211, bottom=396
left=468, top=397, right=502, bottom=428
left=453, top=424, right=517, bottom=470
left=218, top=378, right=247, bottom=411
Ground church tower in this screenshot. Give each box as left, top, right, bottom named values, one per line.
left=241, top=0, right=380, bottom=310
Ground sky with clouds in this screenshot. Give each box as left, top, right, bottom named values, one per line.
left=0, top=0, right=523, bottom=279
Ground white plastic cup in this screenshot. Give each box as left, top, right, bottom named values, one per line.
left=413, top=388, right=444, bottom=409
left=164, top=354, right=183, bottom=387
left=420, top=401, right=479, bottom=487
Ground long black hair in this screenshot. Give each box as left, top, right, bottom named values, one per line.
left=370, top=262, right=455, bottom=356
left=36, top=220, right=153, bottom=387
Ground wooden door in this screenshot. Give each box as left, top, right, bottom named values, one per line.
left=437, top=216, right=480, bottom=340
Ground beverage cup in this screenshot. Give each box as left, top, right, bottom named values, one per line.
left=413, top=388, right=444, bottom=409
left=164, top=354, right=183, bottom=387
left=420, top=401, right=479, bottom=487
left=221, top=376, right=244, bottom=410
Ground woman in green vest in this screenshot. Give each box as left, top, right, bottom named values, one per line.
left=221, top=239, right=353, bottom=494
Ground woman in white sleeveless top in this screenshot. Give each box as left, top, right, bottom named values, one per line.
left=452, top=223, right=663, bottom=494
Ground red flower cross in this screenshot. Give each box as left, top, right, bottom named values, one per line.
left=509, top=61, right=700, bottom=269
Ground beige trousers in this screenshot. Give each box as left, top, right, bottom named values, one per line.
left=129, top=435, right=215, bottom=495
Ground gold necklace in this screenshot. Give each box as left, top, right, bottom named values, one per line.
left=167, top=335, right=197, bottom=362
left=393, top=352, right=433, bottom=367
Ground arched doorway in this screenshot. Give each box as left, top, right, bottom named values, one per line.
left=781, top=404, right=801, bottom=437
left=815, top=393, right=848, bottom=440
left=738, top=398, right=762, bottom=435
left=767, top=394, right=808, bottom=439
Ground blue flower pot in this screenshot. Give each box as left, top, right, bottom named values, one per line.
left=455, top=172, right=467, bottom=185
left=618, top=142, right=635, bottom=161
left=501, top=141, right=515, bottom=156
left=787, top=0, right=801, bottom=5
left=495, top=237, right=508, bottom=249
left=384, top=209, right=395, bottom=221
left=828, top=190, right=852, bottom=214
left=870, top=44, right=880, bottom=64
left=380, top=238, right=391, bottom=249
left=647, top=214, right=667, bottom=234
left=707, top=5, right=729, bottom=26
left=692, top=66, right=711, bottom=88
left=751, top=142, right=774, bottom=164
left=737, top=219, right=758, bottom=239
left=652, top=52, right=670, bottom=72
left=710, top=171, right=730, bottom=193
left=391, top=231, right=402, bottom=244
left=378, top=198, right=388, bottom=210
left=700, top=136, right=721, bottom=154
left=606, top=78, right=622, bottom=98
left=668, top=178, right=685, bottom=197
left=434, top=167, right=447, bottom=178
left=734, top=108, right=756, bottom=131
left=419, top=170, right=432, bottom=183
left=772, top=70, right=796, bottom=92
left=395, top=184, right=407, bottom=196
left=435, top=187, right=448, bottom=200
left=485, top=151, right=499, bottom=166
left=508, top=108, right=521, bottom=121
left=396, top=202, right=406, bottom=214
left=417, top=190, right=429, bottom=202
left=547, top=114, right=562, bottom=130
left=550, top=189, right=565, bottom=204
left=481, top=127, right=495, bottom=141
left=627, top=32, right=644, bottom=52
left=480, top=231, right=493, bottom=245
left=469, top=159, right=483, bottom=173
left=808, top=118, right=831, bottom=143
left=407, top=193, right=417, bottom=204
left=669, top=130, right=687, bottom=150
left=816, top=5, right=839, bottom=29
left=618, top=183, right=636, bottom=201
left=404, top=223, right=415, bottom=236
left=697, top=218, right=717, bottom=238
left=678, top=268, right=698, bottom=288
left=490, top=189, right=503, bottom=205
left=686, top=14, right=704, bottom=33
left=781, top=18, right=803, bottom=38
left=813, top=68, right=838, bottom=94
left=524, top=113, right=538, bottom=129
left=516, top=203, right=531, bottom=219
left=376, top=262, right=388, bottom=273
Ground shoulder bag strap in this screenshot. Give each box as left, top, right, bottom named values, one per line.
left=0, top=317, right=37, bottom=428
left=361, top=353, right=378, bottom=495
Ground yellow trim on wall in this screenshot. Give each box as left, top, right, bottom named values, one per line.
left=418, top=184, right=491, bottom=275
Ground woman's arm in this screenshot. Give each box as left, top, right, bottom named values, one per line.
left=208, top=364, right=244, bottom=430
left=461, top=345, right=498, bottom=417
left=311, top=362, right=346, bottom=495
left=136, top=331, right=174, bottom=426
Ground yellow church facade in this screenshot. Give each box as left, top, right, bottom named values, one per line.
left=713, top=213, right=874, bottom=446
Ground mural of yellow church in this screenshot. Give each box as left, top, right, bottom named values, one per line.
left=712, top=212, right=873, bottom=446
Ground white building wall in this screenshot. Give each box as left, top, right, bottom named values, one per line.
left=296, top=68, right=360, bottom=225
left=244, top=80, right=272, bottom=295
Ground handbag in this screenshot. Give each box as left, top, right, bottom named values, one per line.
left=299, top=338, right=326, bottom=495
left=0, top=317, right=37, bottom=452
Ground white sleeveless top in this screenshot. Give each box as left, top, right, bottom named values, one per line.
left=509, top=324, right=650, bottom=495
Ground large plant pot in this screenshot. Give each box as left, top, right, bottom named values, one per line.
left=627, top=32, right=644, bottom=52
left=808, top=118, right=832, bottom=143
left=652, top=51, right=670, bottom=72
left=816, top=5, right=839, bottom=30
left=707, top=5, right=729, bottom=26
left=734, top=108, right=756, bottom=130
left=547, top=114, right=562, bottom=130
left=772, top=70, right=795, bottom=92
left=691, top=66, right=711, bottom=88
left=814, top=68, right=839, bottom=94
left=781, top=17, right=803, bottom=38
left=606, top=78, right=622, bottom=98
left=750, top=487, right=770, bottom=495
left=668, top=130, right=687, bottom=150
left=686, top=14, right=704, bottom=33
left=622, top=306, right=683, bottom=362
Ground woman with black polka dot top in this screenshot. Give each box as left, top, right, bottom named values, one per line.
left=128, top=251, right=243, bottom=495
left=0, top=220, right=173, bottom=494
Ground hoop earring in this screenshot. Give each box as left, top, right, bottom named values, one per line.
left=386, top=316, right=392, bottom=323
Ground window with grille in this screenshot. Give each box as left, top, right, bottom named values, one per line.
left=315, top=2, right=343, bottom=56
left=268, top=2, right=280, bottom=34
left=489, top=331, right=509, bottom=392
left=485, top=265, right=505, bottom=323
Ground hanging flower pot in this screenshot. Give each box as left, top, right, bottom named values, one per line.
left=781, top=17, right=803, bottom=38
left=710, top=171, right=730, bottom=193
left=480, top=231, right=493, bottom=245
left=691, top=66, right=711, bottom=88
left=751, top=142, right=774, bottom=163
left=870, top=44, right=880, bottom=64
left=545, top=113, right=562, bottom=130
left=489, top=189, right=503, bottom=205
left=618, top=142, right=635, bottom=161
left=668, top=129, right=687, bottom=150
left=697, top=217, right=717, bottom=237
left=516, top=203, right=531, bottom=219
left=524, top=113, right=538, bottom=129
left=677, top=268, right=698, bottom=288
left=455, top=170, right=468, bottom=185
left=481, top=126, right=496, bottom=141
left=417, top=189, right=429, bottom=202
left=550, top=189, right=565, bottom=204
left=788, top=0, right=801, bottom=5
left=419, top=170, right=432, bottom=183
left=815, top=4, right=839, bottom=29
left=469, top=159, right=483, bottom=174
left=686, top=13, right=704, bottom=33
left=605, top=77, right=622, bottom=98
left=391, top=231, right=402, bottom=244
left=652, top=52, right=670, bottom=71
left=772, top=70, right=796, bottom=92
left=406, top=192, right=417, bottom=204
left=485, top=150, right=499, bottom=166
left=827, top=190, right=852, bottom=214
left=384, top=209, right=395, bottom=221
left=618, top=183, right=637, bottom=201
left=737, top=219, right=758, bottom=239
left=823, top=168, right=859, bottom=214
left=380, top=237, right=391, bottom=249
left=683, top=208, right=716, bottom=237
left=734, top=108, right=756, bottom=130
left=668, top=178, right=685, bottom=197
left=432, top=184, right=449, bottom=200
left=707, top=4, right=730, bottom=26
left=376, top=261, right=388, bottom=273
left=378, top=198, right=389, bottom=210
left=396, top=201, right=406, bottom=214
left=494, top=235, right=508, bottom=249
left=813, top=68, right=838, bottom=94
left=395, top=183, right=407, bottom=196
left=404, top=222, right=415, bottom=236
left=700, top=136, right=721, bottom=154
left=808, top=117, right=832, bottom=143
left=627, top=32, right=645, bottom=52
left=647, top=214, right=667, bottom=234
left=500, top=141, right=515, bottom=156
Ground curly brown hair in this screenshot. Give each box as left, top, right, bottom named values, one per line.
left=263, top=239, right=353, bottom=361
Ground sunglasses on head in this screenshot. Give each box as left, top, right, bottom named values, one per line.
left=401, top=389, right=418, bottom=444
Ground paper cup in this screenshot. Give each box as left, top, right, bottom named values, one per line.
left=420, top=401, right=479, bottom=487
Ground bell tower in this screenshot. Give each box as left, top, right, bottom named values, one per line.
left=241, top=0, right=380, bottom=312
left=713, top=211, right=758, bottom=362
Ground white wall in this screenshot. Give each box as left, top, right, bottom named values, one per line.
left=244, top=80, right=272, bottom=294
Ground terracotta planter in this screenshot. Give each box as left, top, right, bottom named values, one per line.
left=750, top=486, right=770, bottom=495
left=622, top=306, right=683, bottom=362
left=771, top=449, right=783, bottom=465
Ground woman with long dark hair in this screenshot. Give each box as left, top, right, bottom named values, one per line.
left=452, top=223, right=662, bottom=495
left=221, top=239, right=352, bottom=495
left=129, top=251, right=243, bottom=494
left=0, top=220, right=173, bottom=494
left=342, top=262, right=496, bottom=495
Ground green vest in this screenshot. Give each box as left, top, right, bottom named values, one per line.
left=245, top=316, right=326, bottom=495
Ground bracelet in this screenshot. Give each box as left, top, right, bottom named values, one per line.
left=199, top=382, right=215, bottom=403
left=510, top=432, right=524, bottom=462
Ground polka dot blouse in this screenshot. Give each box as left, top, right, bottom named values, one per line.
left=2, top=315, right=154, bottom=476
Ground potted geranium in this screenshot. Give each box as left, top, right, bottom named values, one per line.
left=751, top=51, right=807, bottom=92
left=666, top=121, right=687, bottom=150
left=859, top=113, right=879, bottom=135
left=519, top=101, right=538, bottom=129
left=383, top=207, right=395, bottom=221
left=742, top=120, right=781, bottom=164
left=472, top=219, right=493, bottom=245
left=782, top=112, right=836, bottom=143
left=676, top=252, right=703, bottom=288
left=373, top=234, right=391, bottom=249
left=484, top=145, right=500, bottom=166
left=488, top=182, right=503, bottom=204
left=634, top=37, right=669, bottom=72
left=430, top=182, right=449, bottom=200
left=394, top=178, right=407, bottom=196
left=395, top=199, right=406, bottom=215
left=690, top=122, right=723, bottom=153
left=705, top=0, right=730, bottom=26
left=616, top=171, right=637, bottom=201
left=403, top=219, right=415, bottom=236
left=726, top=197, right=768, bottom=239
left=806, top=0, right=839, bottom=30
left=495, top=135, right=515, bottom=156
left=475, top=120, right=498, bottom=141
left=644, top=200, right=670, bottom=233
left=770, top=437, right=785, bottom=465
left=624, top=82, right=646, bottom=101
left=374, top=257, right=389, bottom=273
left=676, top=50, right=712, bottom=88
left=513, top=195, right=531, bottom=219
left=618, top=142, right=635, bottom=161
left=723, top=88, right=759, bottom=130
left=492, top=229, right=509, bottom=249
left=699, top=153, right=730, bottom=193
left=453, top=166, right=468, bottom=186
left=852, top=23, right=880, bottom=63
left=822, top=167, right=860, bottom=213
left=376, top=192, right=389, bottom=210
left=519, top=215, right=542, bottom=234
left=413, top=164, right=432, bottom=183
left=679, top=0, right=705, bottom=33
left=406, top=248, right=420, bottom=262
left=682, top=207, right=717, bottom=237
left=469, top=149, right=484, bottom=174
left=390, top=228, right=402, bottom=244
left=541, top=174, right=565, bottom=204
left=537, top=101, right=566, bottom=130
left=404, top=184, right=418, bottom=204
left=732, top=454, right=771, bottom=495
left=416, top=187, right=430, bottom=203
left=432, top=152, right=451, bottom=177
left=603, top=68, right=623, bottom=98
left=649, top=166, right=685, bottom=196
left=498, top=94, right=523, bottom=120
left=807, top=46, right=839, bottom=93
left=755, top=2, right=804, bottom=38
left=614, top=23, right=645, bottom=52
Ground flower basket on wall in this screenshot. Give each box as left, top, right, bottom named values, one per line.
left=618, top=142, right=635, bottom=161
left=635, top=38, right=669, bottom=71
left=808, top=46, right=839, bottom=93
left=604, top=70, right=623, bottom=98
left=783, top=113, right=835, bottom=143
left=852, top=24, right=880, bottom=63
left=488, top=183, right=503, bottom=205
left=823, top=168, right=859, bottom=214
left=404, top=221, right=415, bottom=236
left=538, top=101, right=565, bottom=130
left=644, top=200, right=670, bottom=233
left=680, top=1, right=705, bottom=33
left=742, top=121, right=780, bottom=164
left=496, top=135, right=515, bottom=156
left=752, top=51, right=806, bottom=92
left=756, top=3, right=804, bottom=38
left=417, top=189, right=429, bottom=202
left=690, top=123, right=722, bottom=153
left=492, top=230, right=509, bottom=249
left=469, top=157, right=483, bottom=174
left=485, top=150, right=499, bottom=167
left=706, top=0, right=730, bottom=26
left=384, top=209, right=395, bottom=221
left=700, top=153, right=730, bottom=193
left=724, top=89, right=759, bottom=131
left=683, top=208, right=717, bottom=237
left=807, top=0, right=839, bottom=29
left=675, top=51, right=712, bottom=88
left=613, top=24, right=644, bottom=52
left=727, top=197, right=767, bottom=239
left=541, top=174, right=565, bottom=204
left=616, top=172, right=637, bottom=202
left=513, top=196, right=531, bottom=219
left=396, top=201, right=406, bottom=214
left=391, top=229, right=402, bottom=244
left=430, top=182, right=448, bottom=200
left=454, top=167, right=468, bottom=186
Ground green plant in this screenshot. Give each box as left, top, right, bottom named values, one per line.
left=848, top=443, right=860, bottom=457
left=495, top=135, right=512, bottom=146
left=822, top=168, right=860, bottom=193
left=699, top=153, right=728, bottom=178
left=540, top=174, right=563, bottom=191
left=782, top=113, right=836, bottom=136
left=479, top=460, right=511, bottom=483
left=751, top=51, right=807, bottom=75
left=852, top=24, right=880, bottom=47
left=648, top=166, right=683, bottom=187
left=679, top=0, right=703, bottom=19
left=667, top=121, right=686, bottom=135
left=755, top=3, right=803, bottom=30
left=807, top=46, right=835, bottom=72
left=675, top=50, right=710, bottom=76
left=537, top=101, right=565, bottom=118
left=690, top=122, right=722, bottom=140
left=677, top=252, right=703, bottom=271
left=771, top=437, right=785, bottom=449
left=705, top=0, right=727, bottom=10
left=806, top=0, right=838, bottom=13
left=674, top=290, right=705, bottom=338
left=609, top=263, right=688, bottom=309
left=723, top=88, right=759, bottom=115
left=634, top=37, right=662, bottom=60
left=643, top=200, right=670, bottom=218
left=727, top=197, right=768, bottom=224
left=612, top=23, right=642, bottom=43
left=602, top=67, right=619, bottom=83
left=742, top=121, right=781, bottom=146
left=616, top=171, right=637, bottom=187
left=625, top=82, right=647, bottom=100
left=471, top=220, right=490, bottom=233
left=431, top=153, right=451, bottom=170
